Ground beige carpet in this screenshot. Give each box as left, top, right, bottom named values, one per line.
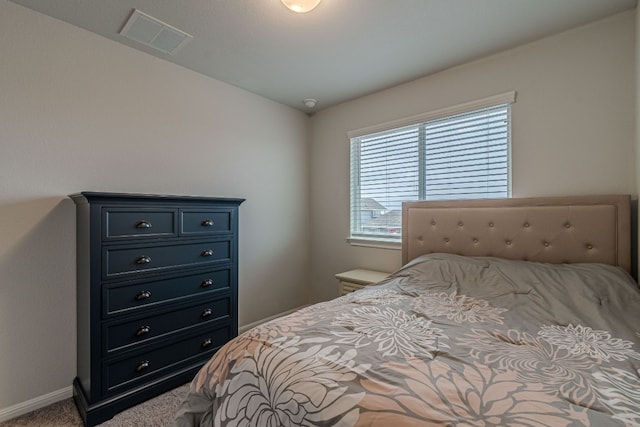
left=0, top=383, right=189, bottom=427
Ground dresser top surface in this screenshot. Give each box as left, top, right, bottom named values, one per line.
left=69, top=192, right=245, bottom=206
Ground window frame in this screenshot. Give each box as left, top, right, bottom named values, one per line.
left=347, top=91, right=516, bottom=248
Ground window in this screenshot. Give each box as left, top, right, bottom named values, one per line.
left=349, top=93, right=514, bottom=243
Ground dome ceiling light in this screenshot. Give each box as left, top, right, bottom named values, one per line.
left=280, top=0, right=322, bottom=13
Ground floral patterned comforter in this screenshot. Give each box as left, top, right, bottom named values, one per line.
left=174, top=253, right=640, bottom=426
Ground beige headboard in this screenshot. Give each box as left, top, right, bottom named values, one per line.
left=402, top=195, right=631, bottom=272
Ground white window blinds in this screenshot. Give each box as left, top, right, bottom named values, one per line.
left=423, top=105, right=510, bottom=200
left=350, top=99, right=512, bottom=241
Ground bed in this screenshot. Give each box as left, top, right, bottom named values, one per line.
left=174, top=195, right=640, bottom=426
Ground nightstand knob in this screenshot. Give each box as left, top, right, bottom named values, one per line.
left=201, top=279, right=214, bottom=288
left=201, top=308, right=213, bottom=318
left=201, top=338, right=213, bottom=349
left=135, top=290, right=152, bottom=300
left=136, top=360, right=150, bottom=372
left=201, top=249, right=214, bottom=257
left=136, top=255, right=152, bottom=264
left=135, top=220, right=152, bottom=229
left=201, top=219, right=214, bottom=227
left=136, top=325, right=151, bottom=336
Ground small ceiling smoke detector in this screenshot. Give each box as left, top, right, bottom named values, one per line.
left=303, top=98, right=317, bottom=108
left=120, top=9, right=193, bottom=55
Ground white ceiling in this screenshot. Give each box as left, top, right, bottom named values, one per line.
left=9, top=0, right=638, bottom=112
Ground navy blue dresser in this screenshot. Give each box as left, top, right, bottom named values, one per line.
left=70, top=192, right=244, bottom=426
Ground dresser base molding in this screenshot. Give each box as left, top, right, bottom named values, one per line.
left=73, top=364, right=199, bottom=426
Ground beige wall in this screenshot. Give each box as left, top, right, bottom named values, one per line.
left=0, top=1, right=310, bottom=412
left=309, top=11, right=637, bottom=303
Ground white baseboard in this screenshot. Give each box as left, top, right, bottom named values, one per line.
left=0, top=306, right=307, bottom=423
left=0, top=386, right=73, bottom=422
left=239, top=305, right=308, bottom=335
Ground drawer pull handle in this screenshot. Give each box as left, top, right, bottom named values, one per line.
left=136, top=256, right=152, bottom=264
left=201, top=249, right=214, bottom=257
left=202, top=308, right=213, bottom=318
left=201, top=219, right=214, bottom=227
left=135, top=290, right=152, bottom=300
left=136, top=360, right=150, bottom=372
left=202, top=338, right=213, bottom=349
left=201, top=279, right=214, bottom=288
left=136, top=325, right=151, bottom=336
left=135, top=220, right=153, bottom=229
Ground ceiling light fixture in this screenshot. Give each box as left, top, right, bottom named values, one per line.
left=281, top=0, right=322, bottom=13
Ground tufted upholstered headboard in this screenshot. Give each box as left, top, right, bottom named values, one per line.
left=401, top=195, right=631, bottom=272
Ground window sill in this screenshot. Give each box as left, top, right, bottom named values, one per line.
left=346, top=237, right=401, bottom=250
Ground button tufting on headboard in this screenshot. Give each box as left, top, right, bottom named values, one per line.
left=401, top=195, right=631, bottom=272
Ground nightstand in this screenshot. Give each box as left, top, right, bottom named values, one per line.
left=335, top=269, right=390, bottom=296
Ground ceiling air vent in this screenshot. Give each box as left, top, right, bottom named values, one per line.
left=120, top=9, right=193, bottom=55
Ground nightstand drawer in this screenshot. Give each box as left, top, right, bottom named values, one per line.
left=104, top=324, right=231, bottom=394
left=104, top=269, right=231, bottom=316
left=336, top=269, right=389, bottom=296
left=181, top=209, right=233, bottom=235
left=105, top=297, right=231, bottom=353
left=103, top=208, right=177, bottom=240
left=103, top=240, right=231, bottom=279
left=340, top=282, right=365, bottom=294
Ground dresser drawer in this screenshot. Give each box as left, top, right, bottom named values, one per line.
left=103, top=208, right=177, bottom=240
left=104, top=324, right=231, bottom=394
left=104, top=269, right=231, bottom=316
left=105, top=297, right=231, bottom=353
left=180, top=209, right=232, bottom=236
left=103, top=240, right=231, bottom=279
